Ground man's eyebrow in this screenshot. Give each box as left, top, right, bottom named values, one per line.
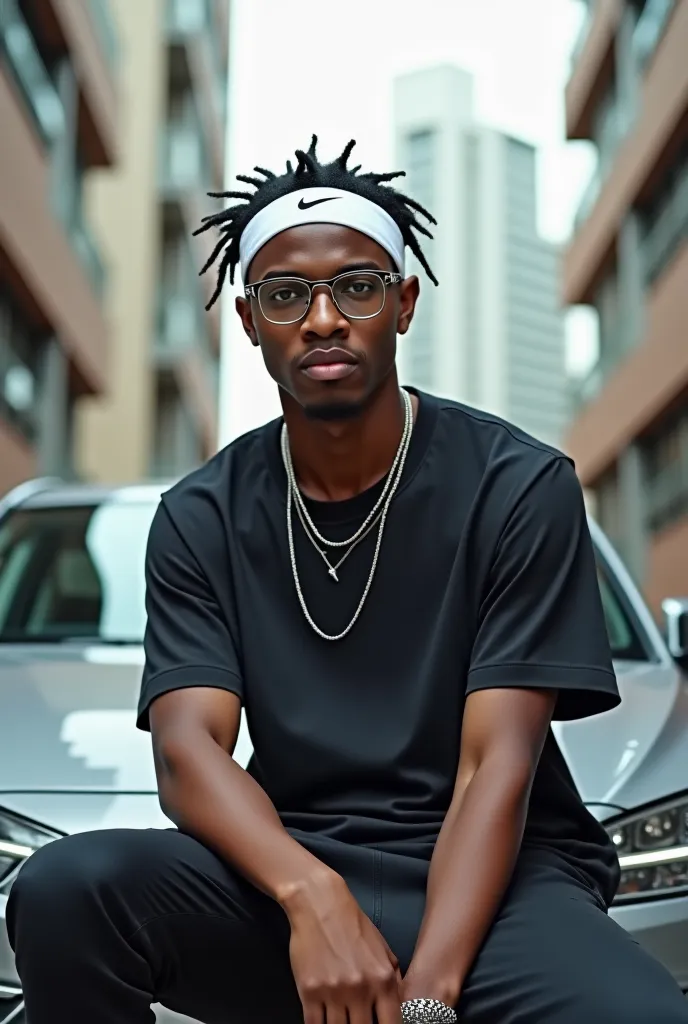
left=257, top=261, right=388, bottom=282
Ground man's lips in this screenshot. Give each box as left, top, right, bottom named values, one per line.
left=299, top=348, right=359, bottom=382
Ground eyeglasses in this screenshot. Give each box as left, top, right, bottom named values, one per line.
left=244, top=270, right=403, bottom=325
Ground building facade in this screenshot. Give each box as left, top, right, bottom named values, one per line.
left=394, top=66, right=567, bottom=447
left=0, top=0, right=119, bottom=495
left=77, top=0, right=228, bottom=483
left=564, top=0, right=688, bottom=615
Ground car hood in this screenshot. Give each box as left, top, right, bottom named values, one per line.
left=1, top=646, right=686, bottom=833
left=0, top=643, right=254, bottom=834
left=0, top=643, right=164, bottom=828
left=553, top=658, right=688, bottom=812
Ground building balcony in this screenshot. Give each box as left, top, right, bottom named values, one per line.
left=156, top=286, right=218, bottom=452
left=0, top=59, right=108, bottom=394
left=563, top=0, right=688, bottom=306
left=159, top=120, right=222, bottom=349
left=32, top=0, right=120, bottom=166
left=564, top=240, right=688, bottom=484
left=165, top=0, right=225, bottom=189
left=642, top=158, right=688, bottom=285
left=566, top=0, right=621, bottom=141
left=159, top=117, right=210, bottom=194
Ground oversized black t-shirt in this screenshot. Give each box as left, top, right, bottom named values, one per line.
left=138, top=389, right=621, bottom=901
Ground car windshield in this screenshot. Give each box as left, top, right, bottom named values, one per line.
left=0, top=499, right=650, bottom=658
left=595, top=561, right=647, bottom=661
left=0, top=500, right=159, bottom=644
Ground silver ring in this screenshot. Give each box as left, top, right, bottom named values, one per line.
left=400, top=998, right=458, bottom=1024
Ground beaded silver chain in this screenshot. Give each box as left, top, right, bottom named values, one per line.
left=281, top=389, right=413, bottom=641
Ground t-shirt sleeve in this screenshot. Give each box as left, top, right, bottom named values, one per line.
left=136, top=498, right=243, bottom=731
left=466, top=455, right=620, bottom=721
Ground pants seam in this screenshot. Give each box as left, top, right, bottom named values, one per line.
left=125, top=909, right=266, bottom=945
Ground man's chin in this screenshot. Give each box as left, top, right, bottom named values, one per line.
left=301, top=396, right=366, bottom=422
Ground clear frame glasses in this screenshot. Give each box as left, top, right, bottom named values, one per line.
left=244, top=270, right=403, bottom=325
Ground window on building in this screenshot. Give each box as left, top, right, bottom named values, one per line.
left=0, top=0, right=65, bottom=143
left=0, top=290, right=42, bottom=444
left=150, top=376, right=201, bottom=479
left=631, top=0, right=677, bottom=69
left=643, top=403, right=688, bottom=532
left=595, top=466, right=622, bottom=553
left=639, top=143, right=688, bottom=287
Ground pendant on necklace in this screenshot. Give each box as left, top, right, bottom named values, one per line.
left=328, top=566, right=339, bottom=582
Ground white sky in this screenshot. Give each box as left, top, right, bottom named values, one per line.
left=219, top=0, right=597, bottom=445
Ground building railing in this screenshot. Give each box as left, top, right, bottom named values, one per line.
left=87, top=0, right=120, bottom=70
left=645, top=464, right=688, bottom=532
left=642, top=163, right=688, bottom=286
left=0, top=0, right=65, bottom=143
left=632, top=0, right=676, bottom=69
left=574, top=165, right=602, bottom=230
left=71, top=215, right=107, bottom=297
left=159, top=110, right=211, bottom=193
left=157, top=241, right=211, bottom=358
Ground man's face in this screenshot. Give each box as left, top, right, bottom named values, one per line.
left=235, top=224, right=419, bottom=420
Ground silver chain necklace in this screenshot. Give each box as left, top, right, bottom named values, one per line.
left=283, top=391, right=413, bottom=551
left=281, top=389, right=413, bottom=640
left=292, top=490, right=384, bottom=582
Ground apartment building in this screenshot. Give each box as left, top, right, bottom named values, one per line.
left=0, top=0, right=118, bottom=494
left=77, top=0, right=228, bottom=483
left=564, top=0, right=688, bottom=614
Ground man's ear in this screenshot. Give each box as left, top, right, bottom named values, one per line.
left=397, top=275, right=420, bottom=336
left=235, top=296, right=260, bottom=347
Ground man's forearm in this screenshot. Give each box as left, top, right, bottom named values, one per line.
left=404, top=758, right=532, bottom=1002
left=156, top=731, right=335, bottom=908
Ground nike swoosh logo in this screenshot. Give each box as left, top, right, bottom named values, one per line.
left=297, top=196, right=341, bottom=210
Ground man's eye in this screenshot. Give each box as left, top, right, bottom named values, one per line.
left=271, top=288, right=297, bottom=302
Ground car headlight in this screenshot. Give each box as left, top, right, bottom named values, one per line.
left=606, top=797, right=688, bottom=903
left=0, top=808, right=61, bottom=887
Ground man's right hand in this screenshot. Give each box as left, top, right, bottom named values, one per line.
left=282, top=869, right=403, bottom=1024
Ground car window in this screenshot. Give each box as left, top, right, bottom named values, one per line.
left=0, top=501, right=159, bottom=643
left=596, top=561, right=647, bottom=661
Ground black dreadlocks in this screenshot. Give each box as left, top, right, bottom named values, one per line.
left=194, top=136, right=438, bottom=310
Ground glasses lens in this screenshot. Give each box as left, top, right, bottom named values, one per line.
left=258, top=279, right=310, bottom=323
left=333, top=273, right=385, bottom=319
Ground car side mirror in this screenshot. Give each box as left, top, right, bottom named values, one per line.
left=662, top=597, right=688, bottom=668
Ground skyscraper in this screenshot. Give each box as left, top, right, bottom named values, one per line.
left=394, top=65, right=566, bottom=447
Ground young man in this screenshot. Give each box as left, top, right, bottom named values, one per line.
left=8, top=138, right=688, bottom=1024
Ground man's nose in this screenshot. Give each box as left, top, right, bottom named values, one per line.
left=301, top=286, right=348, bottom=336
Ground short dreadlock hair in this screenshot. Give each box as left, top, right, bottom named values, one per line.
left=194, top=136, right=438, bottom=310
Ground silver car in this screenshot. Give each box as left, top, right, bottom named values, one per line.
left=0, top=478, right=686, bottom=1023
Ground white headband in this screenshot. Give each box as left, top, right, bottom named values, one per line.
left=238, top=187, right=406, bottom=281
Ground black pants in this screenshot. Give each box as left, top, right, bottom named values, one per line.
left=7, top=828, right=688, bottom=1024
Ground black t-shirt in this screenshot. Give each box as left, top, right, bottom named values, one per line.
left=138, top=388, right=621, bottom=902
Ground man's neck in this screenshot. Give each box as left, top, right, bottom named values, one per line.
left=282, top=377, right=417, bottom=503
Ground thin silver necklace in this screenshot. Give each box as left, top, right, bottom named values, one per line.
left=281, top=389, right=413, bottom=640
left=293, top=494, right=384, bottom=582
left=283, top=390, right=413, bottom=551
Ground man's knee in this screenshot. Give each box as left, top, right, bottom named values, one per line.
left=7, top=829, right=161, bottom=948
left=579, top=973, right=688, bottom=1024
